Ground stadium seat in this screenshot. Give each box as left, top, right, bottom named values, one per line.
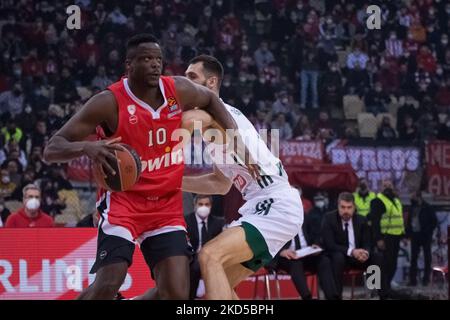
left=343, top=94, right=365, bottom=120
left=357, top=113, right=378, bottom=138
left=250, top=268, right=276, bottom=300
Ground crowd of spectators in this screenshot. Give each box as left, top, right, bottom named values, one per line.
left=0, top=0, right=449, bottom=223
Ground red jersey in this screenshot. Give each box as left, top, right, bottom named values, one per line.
left=96, top=76, right=186, bottom=239
left=5, top=208, right=54, bottom=228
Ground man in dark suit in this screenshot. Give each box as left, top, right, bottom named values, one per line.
left=271, top=209, right=339, bottom=299
left=185, top=194, right=224, bottom=299
left=321, top=192, right=387, bottom=299
left=406, top=191, right=437, bottom=286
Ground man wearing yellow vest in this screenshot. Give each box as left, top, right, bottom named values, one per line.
left=368, top=179, right=405, bottom=294
left=353, top=178, right=376, bottom=217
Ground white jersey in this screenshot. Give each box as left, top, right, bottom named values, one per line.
left=206, top=102, right=291, bottom=201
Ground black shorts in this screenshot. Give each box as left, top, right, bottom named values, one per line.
left=90, top=229, right=193, bottom=278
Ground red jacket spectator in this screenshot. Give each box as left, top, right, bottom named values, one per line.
left=5, top=207, right=53, bottom=228
left=22, top=50, right=44, bottom=78
left=417, top=46, right=437, bottom=74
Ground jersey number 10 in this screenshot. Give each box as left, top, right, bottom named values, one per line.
left=148, top=128, right=167, bottom=147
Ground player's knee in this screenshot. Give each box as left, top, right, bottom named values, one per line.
left=158, top=283, right=189, bottom=300
left=199, top=245, right=222, bottom=266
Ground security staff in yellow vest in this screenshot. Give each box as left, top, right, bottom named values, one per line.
left=368, top=179, right=405, bottom=294
left=353, top=178, right=376, bottom=217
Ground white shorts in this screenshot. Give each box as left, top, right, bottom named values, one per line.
left=229, top=186, right=303, bottom=263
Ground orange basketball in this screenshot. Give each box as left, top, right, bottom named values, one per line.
left=93, top=143, right=142, bottom=192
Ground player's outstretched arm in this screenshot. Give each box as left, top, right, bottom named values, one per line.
left=43, top=91, right=125, bottom=175
left=182, top=165, right=232, bottom=195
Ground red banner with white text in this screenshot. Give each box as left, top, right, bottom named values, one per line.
left=0, top=228, right=154, bottom=300
left=279, top=140, right=324, bottom=165
left=426, top=140, right=450, bottom=199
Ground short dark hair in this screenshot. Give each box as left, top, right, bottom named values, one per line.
left=189, top=54, right=224, bottom=85
left=126, top=33, right=159, bottom=56
left=338, top=192, right=354, bottom=204
left=194, top=194, right=213, bottom=205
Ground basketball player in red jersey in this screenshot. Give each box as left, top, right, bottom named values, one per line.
left=43, top=34, right=248, bottom=300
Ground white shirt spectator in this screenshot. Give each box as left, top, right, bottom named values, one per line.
left=271, top=120, right=293, bottom=140
left=346, top=51, right=369, bottom=69
left=0, top=90, right=24, bottom=117
left=385, top=37, right=404, bottom=57
left=254, top=47, right=275, bottom=72
left=108, top=8, right=127, bottom=25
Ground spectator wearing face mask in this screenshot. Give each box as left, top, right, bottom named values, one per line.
left=185, top=195, right=224, bottom=299
left=5, top=183, right=53, bottom=228
left=376, top=116, right=397, bottom=141
left=302, top=193, right=329, bottom=244
left=353, top=178, right=376, bottom=217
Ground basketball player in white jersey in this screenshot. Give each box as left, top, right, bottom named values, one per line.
left=181, top=55, right=304, bottom=300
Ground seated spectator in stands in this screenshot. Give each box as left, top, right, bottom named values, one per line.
left=319, top=62, right=343, bottom=109
left=0, top=83, right=25, bottom=117
left=321, top=192, right=387, bottom=299
left=5, top=183, right=53, bottom=228
left=364, top=81, right=390, bottom=115
left=271, top=215, right=338, bottom=300
left=0, top=196, right=11, bottom=225
left=293, top=114, right=313, bottom=140
left=398, top=115, right=418, bottom=140
left=347, top=44, right=369, bottom=70
left=4, top=140, right=27, bottom=168
left=29, top=146, right=49, bottom=178
left=54, top=68, right=79, bottom=104
left=10, top=166, right=35, bottom=200
left=4, top=159, right=22, bottom=186
left=91, top=65, right=113, bottom=92
left=186, top=195, right=224, bottom=299
left=254, top=40, right=275, bottom=72
left=77, top=211, right=99, bottom=228
left=376, top=116, right=397, bottom=141
left=39, top=165, right=72, bottom=217
left=1, top=121, right=23, bottom=145
left=0, top=168, right=16, bottom=199
left=235, top=91, right=257, bottom=118
left=252, top=75, right=275, bottom=103
left=46, top=104, right=65, bottom=134
left=272, top=90, right=292, bottom=115
left=16, top=104, right=38, bottom=136
left=416, top=45, right=437, bottom=75
left=31, top=120, right=48, bottom=150
left=313, top=111, right=335, bottom=139
left=271, top=112, right=293, bottom=140
left=251, top=108, right=271, bottom=133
